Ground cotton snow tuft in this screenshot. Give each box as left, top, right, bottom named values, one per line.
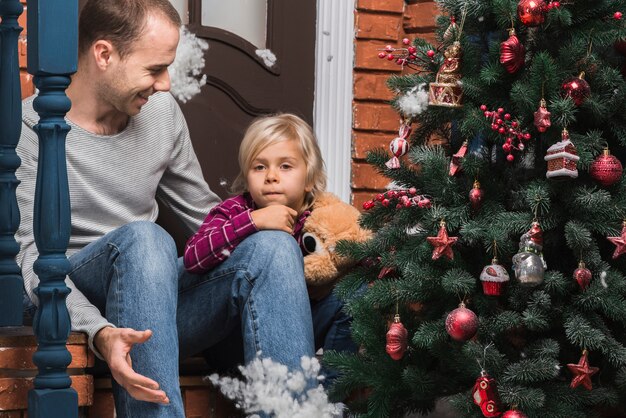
left=207, top=355, right=344, bottom=417
left=169, top=27, right=209, bottom=103
left=256, top=49, right=277, bottom=68
left=398, top=84, right=428, bottom=117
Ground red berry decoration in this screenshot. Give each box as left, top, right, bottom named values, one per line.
left=590, top=148, right=623, bottom=187
left=502, top=410, right=528, bottom=418
left=573, top=261, right=592, bottom=290
left=500, top=28, right=525, bottom=73
left=518, top=0, right=547, bottom=26
left=445, top=302, right=478, bottom=341
left=615, top=11, right=623, bottom=20
left=561, top=72, right=591, bottom=106
left=386, top=314, right=408, bottom=360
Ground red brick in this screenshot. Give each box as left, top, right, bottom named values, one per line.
left=404, top=2, right=438, bottom=31
left=353, top=102, right=401, bottom=132
left=0, top=375, right=93, bottom=411
left=353, top=72, right=395, bottom=101
left=18, top=36, right=27, bottom=69
left=355, top=40, right=404, bottom=71
left=353, top=131, right=393, bottom=159
left=20, top=71, right=34, bottom=100
left=17, top=5, right=26, bottom=35
left=88, top=389, right=115, bottom=418
left=356, top=13, right=402, bottom=41
left=0, top=412, right=22, bottom=418
left=357, top=0, right=405, bottom=13
left=351, top=162, right=391, bottom=189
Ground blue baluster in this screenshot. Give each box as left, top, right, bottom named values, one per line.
left=26, top=0, right=78, bottom=416
left=0, top=0, right=24, bottom=326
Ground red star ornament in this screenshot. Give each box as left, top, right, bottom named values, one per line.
left=567, top=350, right=599, bottom=390
left=427, top=221, right=458, bottom=260
left=607, top=221, right=626, bottom=259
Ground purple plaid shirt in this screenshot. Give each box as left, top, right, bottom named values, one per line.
left=184, top=193, right=310, bottom=274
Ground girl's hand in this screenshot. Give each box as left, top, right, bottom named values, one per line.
left=251, top=205, right=298, bottom=233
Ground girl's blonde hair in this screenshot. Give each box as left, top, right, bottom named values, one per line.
left=231, top=113, right=327, bottom=212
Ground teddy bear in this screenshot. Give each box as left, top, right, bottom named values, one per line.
left=302, top=192, right=372, bottom=299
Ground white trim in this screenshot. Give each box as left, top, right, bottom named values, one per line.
left=314, top=0, right=355, bottom=203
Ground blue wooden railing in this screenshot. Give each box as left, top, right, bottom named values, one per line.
left=1, top=0, right=79, bottom=416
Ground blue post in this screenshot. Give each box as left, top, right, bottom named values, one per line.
left=26, top=0, right=78, bottom=416
left=0, top=0, right=24, bottom=326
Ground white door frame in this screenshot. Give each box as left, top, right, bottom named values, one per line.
left=314, top=0, right=355, bottom=203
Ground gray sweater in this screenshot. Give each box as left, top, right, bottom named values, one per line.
left=15, top=92, right=220, bottom=355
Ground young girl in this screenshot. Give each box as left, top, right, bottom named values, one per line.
left=184, top=113, right=356, bottom=386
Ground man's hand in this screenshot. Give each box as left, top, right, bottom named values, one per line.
left=251, top=205, right=298, bottom=233
left=94, top=327, right=169, bottom=404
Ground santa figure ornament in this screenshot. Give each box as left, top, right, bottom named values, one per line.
left=500, top=28, right=525, bottom=73
left=427, top=220, right=458, bottom=260
left=386, top=314, right=408, bottom=360
left=446, top=302, right=478, bottom=341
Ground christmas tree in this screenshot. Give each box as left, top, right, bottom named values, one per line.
left=327, top=1, right=626, bottom=417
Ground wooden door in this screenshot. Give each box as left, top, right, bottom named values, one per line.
left=181, top=0, right=317, bottom=197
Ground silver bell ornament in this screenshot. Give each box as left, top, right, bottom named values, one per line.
left=512, top=221, right=546, bottom=286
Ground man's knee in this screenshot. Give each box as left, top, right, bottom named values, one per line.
left=116, top=221, right=177, bottom=257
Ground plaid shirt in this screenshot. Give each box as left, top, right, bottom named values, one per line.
left=184, top=193, right=310, bottom=274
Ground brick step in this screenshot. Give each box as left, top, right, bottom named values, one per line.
left=0, top=327, right=242, bottom=417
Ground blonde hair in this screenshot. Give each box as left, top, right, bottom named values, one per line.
left=231, top=113, right=327, bottom=212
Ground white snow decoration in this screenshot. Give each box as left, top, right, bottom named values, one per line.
left=207, top=354, right=344, bottom=418
left=398, top=84, right=429, bottom=117
left=168, top=26, right=209, bottom=103
left=601, top=271, right=608, bottom=288
left=256, top=49, right=277, bottom=68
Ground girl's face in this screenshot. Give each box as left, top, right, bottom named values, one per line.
left=246, top=139, right=311, bottom=211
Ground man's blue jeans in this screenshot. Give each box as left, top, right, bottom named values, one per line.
left=62, top=221, right=316, bottom=417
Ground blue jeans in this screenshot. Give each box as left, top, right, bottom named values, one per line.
left=60, top=221, right=315, bottom=417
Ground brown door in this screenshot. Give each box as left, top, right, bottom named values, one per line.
left=182, top=0, right=316, bottom=196
left=162, top=0, right=317, bottom=251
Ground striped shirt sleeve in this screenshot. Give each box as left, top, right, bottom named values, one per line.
left=183, top=195, right=258, bottom=273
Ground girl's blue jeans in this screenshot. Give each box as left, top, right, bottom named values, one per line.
left=41, top=221, right=326, bottom=417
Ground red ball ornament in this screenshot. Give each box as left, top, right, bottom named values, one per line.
left=518, top=0, right=547, bottom=26
left=386, top=314, right=408, bottom=360
left=615, top=11, right=623, bottom=20
left=469, top=180, right=484, bottom=211
left=590, top=148, right=623, bottom=187
left=561, top=72, right=591, bottom=106
left=573, top=261, right=592, bottom=290
left=500, top=29, right=525, bottom=73
left=445, top=302, right=478, bottom=341
left=502, top=410, right=528, bottom=418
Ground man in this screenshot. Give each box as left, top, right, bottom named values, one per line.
left=16, top=0, right=315, bottom=416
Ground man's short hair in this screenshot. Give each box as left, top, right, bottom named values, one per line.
left=79, top=0, right=182, bottom=59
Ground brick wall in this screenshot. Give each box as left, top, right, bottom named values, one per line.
left=351, top=0, right=438, bottom=209
left=17, top=0, right=34, bottom=100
